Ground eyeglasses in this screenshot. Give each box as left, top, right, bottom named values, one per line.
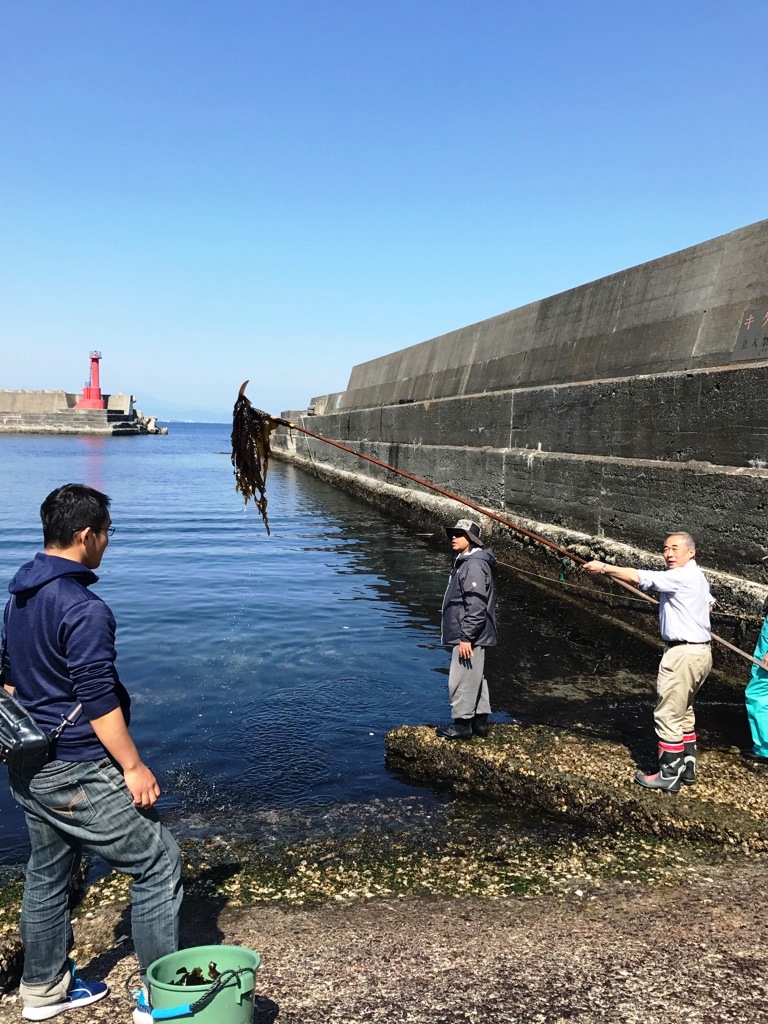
left=76, top=525, right=115, bottom=538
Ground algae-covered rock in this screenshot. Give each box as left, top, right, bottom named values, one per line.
left=385, top=723, right=768, bottom=849
left=0, top=936, right=22, bottom=998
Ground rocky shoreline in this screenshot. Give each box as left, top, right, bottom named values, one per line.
left=2, top=723, right=768, bottom=1021
left=2, top=861, right=767, bottom=1024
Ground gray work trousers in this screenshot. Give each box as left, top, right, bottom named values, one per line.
left=447, top=646, right=491, bottom=720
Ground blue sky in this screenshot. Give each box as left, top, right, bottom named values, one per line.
left=1, top=1, right=766, bottom=421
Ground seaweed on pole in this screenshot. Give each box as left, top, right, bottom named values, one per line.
left=231, top=380, right=278, bottom=534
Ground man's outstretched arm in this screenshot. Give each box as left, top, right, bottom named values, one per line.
left=90, top=707, right=161, bottom=808
left=583, top=560, right=640, bottom=584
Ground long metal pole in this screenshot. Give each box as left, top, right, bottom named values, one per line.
left=273, top=413, right=762, bottom=670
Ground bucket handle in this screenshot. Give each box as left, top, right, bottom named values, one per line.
left=150, top=967, right=257, bottom=1021
left=151, top=1005, right=193, bottom=1021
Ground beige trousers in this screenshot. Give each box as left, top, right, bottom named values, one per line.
left=654, top=643, right=712, bottom=743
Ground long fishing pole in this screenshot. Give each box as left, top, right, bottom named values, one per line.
left=238, top=388, right=763, bottom=670
left=273, top=412, right=762, bottom=669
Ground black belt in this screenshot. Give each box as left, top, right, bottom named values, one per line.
left=665, top=640, right=710, bottom=647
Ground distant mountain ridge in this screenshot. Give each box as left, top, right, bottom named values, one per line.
left=137, top=392, right=230, bottom=423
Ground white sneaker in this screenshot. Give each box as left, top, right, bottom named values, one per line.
left=132, top=986, right=153, bottom=1024
left=22, top=977, right=108, bottom=1020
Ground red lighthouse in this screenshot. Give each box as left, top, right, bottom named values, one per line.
left=74, top=351, right=107, bottom=410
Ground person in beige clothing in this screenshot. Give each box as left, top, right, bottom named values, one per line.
left=584, top=532, right=714, bottom=793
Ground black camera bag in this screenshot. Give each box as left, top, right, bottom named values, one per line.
left=0, top=617, right=82, bottom=771
left=0, top=687, right=52, bottom=770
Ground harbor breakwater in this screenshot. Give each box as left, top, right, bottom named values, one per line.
left=273, top=219, right=768, bottom=664
left=0, top=390, right=164, bottom=434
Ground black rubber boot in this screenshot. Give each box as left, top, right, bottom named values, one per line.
left=472, top=714, right=489, bottom=737
left=741, top=749, right=768, bottom=764
left=682, top=732, right=697, bottom=786
left=635, top=741, right=686, bottom=794
left=436, top=718, right=473, bottom=740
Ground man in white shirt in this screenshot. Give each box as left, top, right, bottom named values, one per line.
left=584, top=532, right=714, bottom=793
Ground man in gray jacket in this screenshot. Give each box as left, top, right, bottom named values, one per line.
left=437, top=519, right=497, bottom=740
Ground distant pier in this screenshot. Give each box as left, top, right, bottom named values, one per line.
left=0, top=352, right=165, bottom=435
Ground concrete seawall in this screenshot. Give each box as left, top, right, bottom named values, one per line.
left=272, top=220, right=768, bottom=653
left=313, top=219, right=768, bottom=413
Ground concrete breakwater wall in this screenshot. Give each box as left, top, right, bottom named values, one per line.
left=0, top=390, right=163, bottom=434
left=272, top=220, right=768, bottom=655
left=311, top=219, right=768, bottom=413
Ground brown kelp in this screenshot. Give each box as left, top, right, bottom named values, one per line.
left=231, top=380, right=279, bottom=534
left=172, top=966, right=207, bottom=986
left=171, top=963, right=221, bottom=986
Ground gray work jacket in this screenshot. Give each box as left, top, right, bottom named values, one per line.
left=440, top=548, right=498, bottom=647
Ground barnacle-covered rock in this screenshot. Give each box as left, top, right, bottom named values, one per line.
left=385, top=723, right=768, bottom=849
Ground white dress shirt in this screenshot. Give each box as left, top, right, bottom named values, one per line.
left=636, top=559, right=714, bottom=643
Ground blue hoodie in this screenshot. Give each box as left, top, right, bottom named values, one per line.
left=1, top=552, right=131, bottom=762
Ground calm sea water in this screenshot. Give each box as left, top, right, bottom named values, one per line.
left=0, top=423, right=750, bottom=864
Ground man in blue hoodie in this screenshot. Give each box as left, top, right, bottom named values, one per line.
left=1, top=484, right=182, bottom=1022
left=436, top=518, right=497, bottom=740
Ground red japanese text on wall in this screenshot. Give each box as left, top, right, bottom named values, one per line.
left=733, top=307, right=768, bottom=361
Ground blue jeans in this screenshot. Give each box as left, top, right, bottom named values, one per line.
left=10, top=757, right=182, bottom=1002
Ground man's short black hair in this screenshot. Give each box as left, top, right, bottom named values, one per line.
left=41, top=484, right=111, bottom=549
